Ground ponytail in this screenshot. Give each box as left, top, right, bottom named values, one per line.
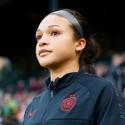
left=80, top=35, right=100, bottom=74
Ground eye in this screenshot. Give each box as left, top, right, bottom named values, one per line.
left=36, top=35, right=42, bottom=41
left=51, top=31, right=60, bottom=36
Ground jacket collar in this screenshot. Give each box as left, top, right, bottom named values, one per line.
left=45, top=69, right=84, bottom=90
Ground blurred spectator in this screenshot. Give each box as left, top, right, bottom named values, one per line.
left=28, top=77, right=45, bottom=94
left=2, top=93, right=18, bottom=117
left=1, top=116, right=20, bottom=125
left=0, top=56, right=12, bottom=82
left=95, top=62, right=109, bottom=77
left=0, top=92, right=20, bottom=125
left=119, top=61, right=125, bottom=98
left=106, top=52, right=125, bottom=96
left=14, top=80, right=28, bottom=123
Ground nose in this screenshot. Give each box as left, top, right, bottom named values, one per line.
left=37, top=35, right=49, bottom=46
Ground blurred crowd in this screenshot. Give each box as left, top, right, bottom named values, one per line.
left=95, top=52, right=125, bottom=98
left=0, top=51, right=125, bottom=125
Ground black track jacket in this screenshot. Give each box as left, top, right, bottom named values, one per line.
left=23, top=70, right=125, bottom=125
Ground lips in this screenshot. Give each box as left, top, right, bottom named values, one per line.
left=39, top=49, right=52, bottom=57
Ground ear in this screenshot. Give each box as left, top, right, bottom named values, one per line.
left=75, top=38, right=86, bottom=52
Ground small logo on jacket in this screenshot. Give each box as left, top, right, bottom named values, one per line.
left=28, top=112, right=33, bottom=118
left=28, top=108, right=38, bottom=119
left=60, top=95, right=77, bottom=112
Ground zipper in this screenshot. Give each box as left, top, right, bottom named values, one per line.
left=51, top=90, right=54, bottom=98
left=50, top=81, right=56, bottom=98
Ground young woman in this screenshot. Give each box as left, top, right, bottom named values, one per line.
left=23, top=8, right=125, bottom=125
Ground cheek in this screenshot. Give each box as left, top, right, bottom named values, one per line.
left=35, top=45, right=39, bottom=58
left=54, top=42, right=75, bottom=57
left=55, top=36, right=74, bottom=48
left=35, top=45, right=38, bottom=54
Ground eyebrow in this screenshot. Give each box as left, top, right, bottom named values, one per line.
left=36, top=25, right=61, bottom=33
left=48, top=25, right=61, bottom=28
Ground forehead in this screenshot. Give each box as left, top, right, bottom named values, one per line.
left=38, top=14, right=71, bottom=30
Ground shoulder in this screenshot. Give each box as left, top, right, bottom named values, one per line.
left=24, top=89, right=48, bottom=115
left=76, top=71, right=115, bottom=101
left=31, top=89, right=48, bottom=105
left=77, top=71, right=112, bottom=88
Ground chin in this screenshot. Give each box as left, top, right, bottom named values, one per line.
left=39, top=63, right=48, bottom=68
left=39, top=62, right=51, bottom=68
left=40, top=62, right=59, bottom=70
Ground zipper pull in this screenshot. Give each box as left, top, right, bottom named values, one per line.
left=51, top=90, right=54, bottom=98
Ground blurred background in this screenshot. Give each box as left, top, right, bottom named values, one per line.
left=0, top=0, right=125, bottom=124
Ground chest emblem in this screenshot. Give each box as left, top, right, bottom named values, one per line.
left=60, top=95, right=77, bottom=112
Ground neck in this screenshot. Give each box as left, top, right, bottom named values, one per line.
left=50, top=60, right=80, bottom=81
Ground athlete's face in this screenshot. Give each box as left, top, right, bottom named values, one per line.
left=35, top=14, right=84, bottom=69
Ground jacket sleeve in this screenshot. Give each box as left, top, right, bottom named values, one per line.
left=95, top=82, right=125, bottom=125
